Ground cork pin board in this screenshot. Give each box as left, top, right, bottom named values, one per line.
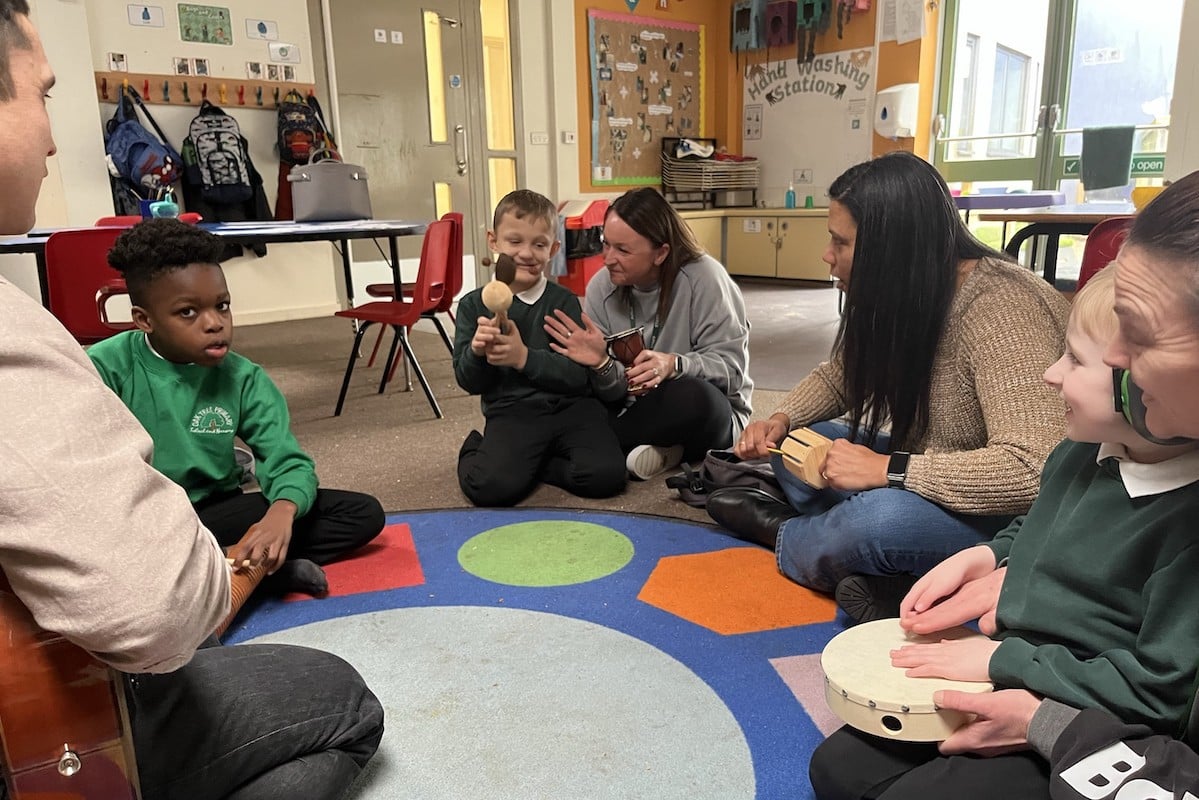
left=587, top=10, right=704, bottom=186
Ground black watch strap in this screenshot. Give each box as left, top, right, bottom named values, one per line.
left=674, top=354, right=684, bottom=379
left=887, top=451, right=911, bottom=489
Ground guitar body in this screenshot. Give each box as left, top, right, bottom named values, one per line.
left=0, top=578, right=140, bottom=799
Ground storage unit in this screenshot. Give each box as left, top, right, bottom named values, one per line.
left=684, top=214, right=725, bottom=263
left=557, top=199, right=609, bottom=295
left=724, top=212, right=830, bottom=281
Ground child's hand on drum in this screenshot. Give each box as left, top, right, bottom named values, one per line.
left=900, top=545, right=998, bottom=632
left=934, top=688, right=1041, bottom=757
left=890, top=636, right=999, bottom=683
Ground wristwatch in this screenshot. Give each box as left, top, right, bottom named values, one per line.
left=673, top=354, right=684, bottom=379
left=886, top=451, right=911, bottom=489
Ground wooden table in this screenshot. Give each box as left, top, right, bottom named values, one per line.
left=978, top=203, right=1136, bottom=285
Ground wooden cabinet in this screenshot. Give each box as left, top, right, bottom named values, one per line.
left=725, top=215, right=830, bottom=281
left=684, top=215, right=725, bottom=263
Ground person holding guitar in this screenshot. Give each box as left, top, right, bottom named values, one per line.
left=0, top=3, right=383, bottom=797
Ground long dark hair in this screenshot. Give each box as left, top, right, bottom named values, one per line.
left=1126, top=172, right=1199, bottom=321
left=607, top=188, right=704, bottom=324
left=830, top=151, right=1004, bottom=449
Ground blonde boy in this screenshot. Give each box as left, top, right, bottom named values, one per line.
left=810, top=266, right=1199, bottom=799
left=451, top=189, right=625, bottom=506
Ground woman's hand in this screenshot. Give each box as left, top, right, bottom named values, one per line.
left=820, top=440, right=889, bottom=491
left=626, top=350, right=674, bottom=395
left=899, top=546, right=999, bottom=633
left=545, top=310, right=607, bottom=368
left=890, top=636, right=999, bottom=683
left=735, top=415, right=790, bottom=459
left=935, top=689, right=1041, bottom=757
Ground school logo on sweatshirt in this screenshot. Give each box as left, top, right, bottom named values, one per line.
left=189, top=405, right=235, bottom=435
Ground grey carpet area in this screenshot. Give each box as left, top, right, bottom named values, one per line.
left=248, top=607, right=757, bottom=799
left=234, top=279, right=840, bottom=517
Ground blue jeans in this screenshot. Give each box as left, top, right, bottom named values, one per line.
left=128, top=641, right=383, bottom=799
left=772, top=421, right=1013, bottom=594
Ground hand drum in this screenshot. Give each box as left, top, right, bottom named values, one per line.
left=605, top=327, right=645, bottom=367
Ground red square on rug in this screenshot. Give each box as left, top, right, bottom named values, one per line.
left=283, top=522, right=424, bottom=602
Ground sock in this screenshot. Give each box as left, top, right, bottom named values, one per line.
left=266, top=559, right=329, bottom=598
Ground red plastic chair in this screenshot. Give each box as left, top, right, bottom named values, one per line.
left=43, top=228, right=134, bottom=345
left=363, top=211, right=463, bottom=367
left=1075, top=216, right=1134, bottom=293
left=332, top=218, right=454, bottom=418
left=94, top=212, right=203, bottom=227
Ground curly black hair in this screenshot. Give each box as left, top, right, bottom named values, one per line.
left=107, top=218, right=227, bottom=305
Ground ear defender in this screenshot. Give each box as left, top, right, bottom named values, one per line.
left=1112, top=368, right=1194, bottom=446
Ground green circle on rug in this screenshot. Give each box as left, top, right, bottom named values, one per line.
left=458, top=521, right=634, bottom=587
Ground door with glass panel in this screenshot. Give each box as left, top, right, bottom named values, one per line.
left=326, top=0, right=487, bottom=267
left=934, top=0, right=1183, bottom=193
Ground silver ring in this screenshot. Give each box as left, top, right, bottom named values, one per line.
left=652, top=367, right=660, bottom=377
left=567, top=331, right=573, bottom=338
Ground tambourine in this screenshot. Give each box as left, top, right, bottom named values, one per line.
left=821, top=618, right=993, bottom=741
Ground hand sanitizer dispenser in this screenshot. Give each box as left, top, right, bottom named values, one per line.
left=874, top=83, right=920, bottom=139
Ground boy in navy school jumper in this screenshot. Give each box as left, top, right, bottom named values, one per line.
left=88, top=218, right=384, bottom=596
left=453, top=189, right=626, bottom=506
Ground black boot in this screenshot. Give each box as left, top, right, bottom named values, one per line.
left=706, top=487, right=798, bottom=549
left=834, top=574, right=917, bottom=624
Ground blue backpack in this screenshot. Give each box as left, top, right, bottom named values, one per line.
left=104, top=85, right=182, bottom=192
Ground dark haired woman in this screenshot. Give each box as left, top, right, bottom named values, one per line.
left=708, top=151, right=1070, bottom=620
left=545, top=187, right=752, bottom=480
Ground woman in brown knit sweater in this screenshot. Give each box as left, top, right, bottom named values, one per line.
left=707, top=152, right=1070, bottom=621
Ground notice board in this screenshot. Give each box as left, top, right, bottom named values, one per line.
left=587, top=9, right=704, bottom=186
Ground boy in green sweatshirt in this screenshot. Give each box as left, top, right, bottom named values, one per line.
left=809, top=265, right=1199, bottom=799
left=89, top=218, right=384, bottom=596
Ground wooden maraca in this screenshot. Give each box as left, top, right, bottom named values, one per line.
left=481, top=252, right=517, bottom=333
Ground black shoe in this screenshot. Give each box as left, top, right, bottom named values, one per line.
left=834, top=573, right=917, bottom=624
left=706, top=487, right=798, bottom=549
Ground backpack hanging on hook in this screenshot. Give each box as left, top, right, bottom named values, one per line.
left=797, top=0, right=832, bottom=63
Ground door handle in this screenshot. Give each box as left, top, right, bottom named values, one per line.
left=454, top=124, right=467, bottom=176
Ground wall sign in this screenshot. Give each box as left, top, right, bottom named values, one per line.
left=178, top=4, right=232, bottom=45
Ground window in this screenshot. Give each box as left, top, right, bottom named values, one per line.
left=953, top=34, right=980, bottom=157
left=987, top=45, right=1031, bottom=157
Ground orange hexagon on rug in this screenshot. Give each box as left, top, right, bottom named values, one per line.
left=638, top=547, right=837, bottom=634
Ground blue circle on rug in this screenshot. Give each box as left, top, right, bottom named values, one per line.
left=458, top=521, right=634, bottom=587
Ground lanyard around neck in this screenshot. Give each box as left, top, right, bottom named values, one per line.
left=630, top=304, right=661, bottom=350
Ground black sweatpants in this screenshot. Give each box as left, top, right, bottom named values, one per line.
left=809, top=725, right=1050, bottom=800
left=195, top=488, right=385, bottom=565
left=458, top=395, right=626, bottom=507
left=610, top=376, right=735, bottom=463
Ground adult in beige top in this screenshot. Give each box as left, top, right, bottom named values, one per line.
left=0, top=3, right=381, bottom=797
left=706, top=152, right=1069, bottom=622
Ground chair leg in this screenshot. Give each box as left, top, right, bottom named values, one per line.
left=397, top=327, right=443, bottom=419
left=335, top=323, right=372, bottom=416
left=431, top=315, right=454, bottom=355
left=377, top=325, right=404, bottom=395
left=384, top=326, right=411, bottom=390
left=366, top=324, right=387, bottom=368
